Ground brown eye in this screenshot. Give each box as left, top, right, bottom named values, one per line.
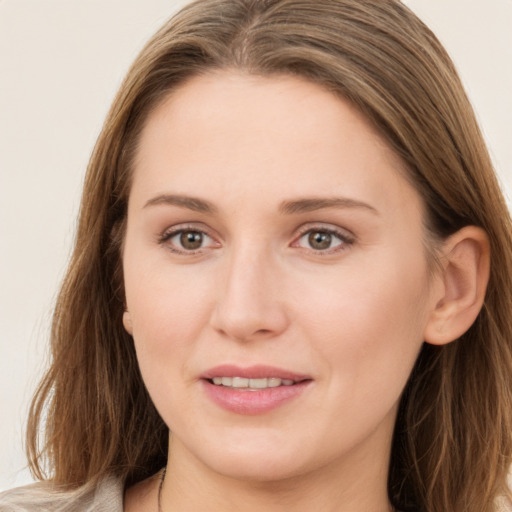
left=162, top=227, right=218, bottom=254
left=179, top=230, right=204, bottom=250
left=308, top=231, right=332, bottom=250
left=294, top=227, right=351, bottom=253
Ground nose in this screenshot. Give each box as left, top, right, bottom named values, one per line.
left=209, top=244, right=289, bottom=342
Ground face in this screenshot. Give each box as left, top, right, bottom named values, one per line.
left=122, top=72, right=438, bottom=484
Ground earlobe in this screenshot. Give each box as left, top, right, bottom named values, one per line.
left=123, top=310, right=134, bottom=335
left=424, top=226, right=490, bottom=346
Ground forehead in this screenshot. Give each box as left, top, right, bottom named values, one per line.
left=130, top=71, right=421, bottom=220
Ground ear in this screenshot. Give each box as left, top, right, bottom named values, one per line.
left=424, top=226, right=490, bottom=346
left=123, top=310, right=133, bottom=335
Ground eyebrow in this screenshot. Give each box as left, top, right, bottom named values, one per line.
left=143, top=194, right=378, bottom=216
left=278, top=197, right=378, bottom=215
left=143, top=194, right=218, bottom=214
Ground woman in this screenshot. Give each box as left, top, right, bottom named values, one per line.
left=1, top=0, right=511, bottom=511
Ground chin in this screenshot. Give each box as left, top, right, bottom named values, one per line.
left=181, top=431, right=315, bottom=483
left=208, top=453, right=309, bottom=483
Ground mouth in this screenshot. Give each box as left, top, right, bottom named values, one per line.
left=201, top=365, right=312, bottom=414
left=208, top=376, right=299, bottom=389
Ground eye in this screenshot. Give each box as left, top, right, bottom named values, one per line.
left=159, top=227, right=218, bottom=254
left=294, top=227, right=353, bottom=253
left=176, top=230, right=205, bottom=250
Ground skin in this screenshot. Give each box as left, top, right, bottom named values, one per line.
left=122, top=72, right=487, bottom=511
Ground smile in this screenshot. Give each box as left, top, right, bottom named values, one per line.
left=210, top=377, right=296, bottom=389
left=201, top=365, right=312, bottom=414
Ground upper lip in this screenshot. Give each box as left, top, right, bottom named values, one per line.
left=201, top=364, right=311, bottom=382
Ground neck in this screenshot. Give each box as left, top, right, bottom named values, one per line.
left=160, top=434, right=394, bottom=512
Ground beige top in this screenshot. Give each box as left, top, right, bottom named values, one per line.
left=1, top=476, right=512, bottom=512
left=0, top=475, right=123, bottom=512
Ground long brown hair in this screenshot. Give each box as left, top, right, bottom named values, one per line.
left=27, top=1, right=512, bottom=510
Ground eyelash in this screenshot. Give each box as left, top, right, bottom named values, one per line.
left=157, top=224, right=355, bottom=255
left=158, top=224, right=218, bottom=255
left=292, top=225, right=355, bottom=255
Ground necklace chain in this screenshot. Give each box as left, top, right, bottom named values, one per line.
left=157, top=466, right=166, bottom=512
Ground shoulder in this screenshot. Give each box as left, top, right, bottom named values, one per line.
left=0, top=475, right=123, bottom=512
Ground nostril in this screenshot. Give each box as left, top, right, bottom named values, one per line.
left=255, top=328, right=272, bottom=335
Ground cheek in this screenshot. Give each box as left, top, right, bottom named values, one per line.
left=123, top=251, right=215, bottom=367
left=294, top=250, right=430, bottom=396
left=123, top=264, right=214, bottom=421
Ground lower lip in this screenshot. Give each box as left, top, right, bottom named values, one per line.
left=202, top=380, right=311, bottom=415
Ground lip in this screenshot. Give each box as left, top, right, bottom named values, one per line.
left=201, top=364, right=311, bottom=382
left=200, top=364, right=312, bottom=415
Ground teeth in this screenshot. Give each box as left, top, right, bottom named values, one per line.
left=210, top=377, right=296, bottom=389
left=232, top=377, right=249, bottom=388
left=268, top=378, right=281, bottom=387
left=249, top=378, right=269, bottom=389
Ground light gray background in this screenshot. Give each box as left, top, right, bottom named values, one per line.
left=1, top=0, right=511, bottom=491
